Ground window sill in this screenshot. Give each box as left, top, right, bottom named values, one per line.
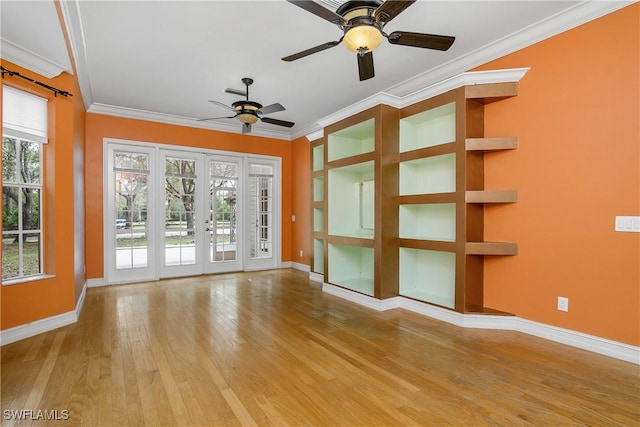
left=2, top=274, right=56, bottom=286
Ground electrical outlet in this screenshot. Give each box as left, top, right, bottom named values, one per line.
left=557, top=296, right=569, bottom=312
left=299, top=250, right=303, bottom=257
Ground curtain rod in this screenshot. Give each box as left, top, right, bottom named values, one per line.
left=1, top=66, right=73, bottom=98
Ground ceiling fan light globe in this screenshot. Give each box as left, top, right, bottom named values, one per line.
left=237, top=113, right=259, bottom=124
left=343, top=25, right=383, bottom=53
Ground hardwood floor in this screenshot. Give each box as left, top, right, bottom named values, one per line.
left=1, top=269, right=638, bottom=426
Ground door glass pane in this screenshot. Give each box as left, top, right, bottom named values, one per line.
left=165, top=157, right=196, bottom=266
left=114, top=152, right=149, bottom=270
left=210, top=161, right=238, bottom=262
left=249, top=163, right=273, bottom=259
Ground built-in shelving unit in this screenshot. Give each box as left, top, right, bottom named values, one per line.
left=318, top=106, right=399, bottom=298
left=397, top=83, right=519, bottom=312
left=310, top=139, right=326, bottom=275
left=310, top=78, right=519, bottom=313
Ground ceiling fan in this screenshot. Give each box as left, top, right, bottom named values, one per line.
left=282, top=0, right=455, bottom=81
left=199, top=77, right=295, bottom=134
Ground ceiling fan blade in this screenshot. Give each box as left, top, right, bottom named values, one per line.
left=260, top=117, right=295, bottom=128
left=259, top=103, right=285, bottom=115
left=282, top=39, right=342, bottom=62
left=242, top=123, right=252, bottom=134
left=357, top=51, right=375, bottom=81
left=375, top=0, right=416, bottom=24
left=224, top=88, right=246, bottom=97
left=197, top=116, right=234, bottom=122
left=208, top=100, right=236, bottom=112
left=286, top=0, right=343, bottom=24
left=387, top=31, right=455, bottom=51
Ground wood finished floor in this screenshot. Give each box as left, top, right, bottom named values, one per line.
left=1, top=269, right=638, bottom=426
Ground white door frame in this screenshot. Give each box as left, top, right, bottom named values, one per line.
left=244, top=157, right=281, bottom=271
left=104, top=142, right=157, bottom=284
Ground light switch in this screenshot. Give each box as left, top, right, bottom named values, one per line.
left=615, top=216, right=640, bottom=232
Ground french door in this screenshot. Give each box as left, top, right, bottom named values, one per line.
left=246, top=159, right=278, bottom=271
left=159, top=150, right=244, bottom=277
left=106, top=142, right=279, bottom=283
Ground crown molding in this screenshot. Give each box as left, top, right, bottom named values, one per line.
left=0, top=38, right=69, bottom=78
left=59, top=0, right=94, bottom=109
left=305, top=129, right=324, bottom=142
left=88, top=103, right=293, bottom=140
left=317, top=67, right=530, bottom=128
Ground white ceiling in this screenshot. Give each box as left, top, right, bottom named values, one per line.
left=0, top=1, right=632, bottom=140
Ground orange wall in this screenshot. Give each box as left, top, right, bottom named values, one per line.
left=291, top=136, right=311, bottom=266
left=1, top=60, right=83, bottom=329
left=476, top=4, right=639, bottom=345
left=84, top=114, right=294, bottom=279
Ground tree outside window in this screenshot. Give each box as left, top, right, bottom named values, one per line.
left=2, top=137, right=43, bottom=280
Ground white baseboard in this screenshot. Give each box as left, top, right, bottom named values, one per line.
left=515, top=318, right=640, bottom=364
left=290, top=262, right=309, bottom=272
left=323, top=285, right=640, bottom=365
left=309, top=272, right=324, bottom=283
left=75, top=280, right=87, bottom=319
left=86, top=277, right=106, bottom=288
left=0, top=281, right=88, bottom=346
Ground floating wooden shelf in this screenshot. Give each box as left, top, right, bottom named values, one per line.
left=466, top=242, right=518, bottom=256
left=465, top=190, right=518, bottom=203
left=466, top=137, right=518, bottom=151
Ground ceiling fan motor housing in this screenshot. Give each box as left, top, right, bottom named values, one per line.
left=336, top=0, right=383, bottom=17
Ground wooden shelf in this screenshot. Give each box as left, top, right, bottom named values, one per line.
left=398, top=142, right=456, bottom=162
left=398, top=239, right=456, bottom=252
left=327, top=235, right=375, bottom=248
left=398, top=193, right=457, bottom=205
left=466, top=137, right=518, bottom=151
left=466, top=190, right=518, bottom=203
left=312, top=231, right=325, bottom=239
left=326, top=151, right=376, bottom=169
left=466, top=242, right=518, bottom=256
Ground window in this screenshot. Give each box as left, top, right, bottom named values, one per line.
left=2, top=86, right=47, bottom=282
